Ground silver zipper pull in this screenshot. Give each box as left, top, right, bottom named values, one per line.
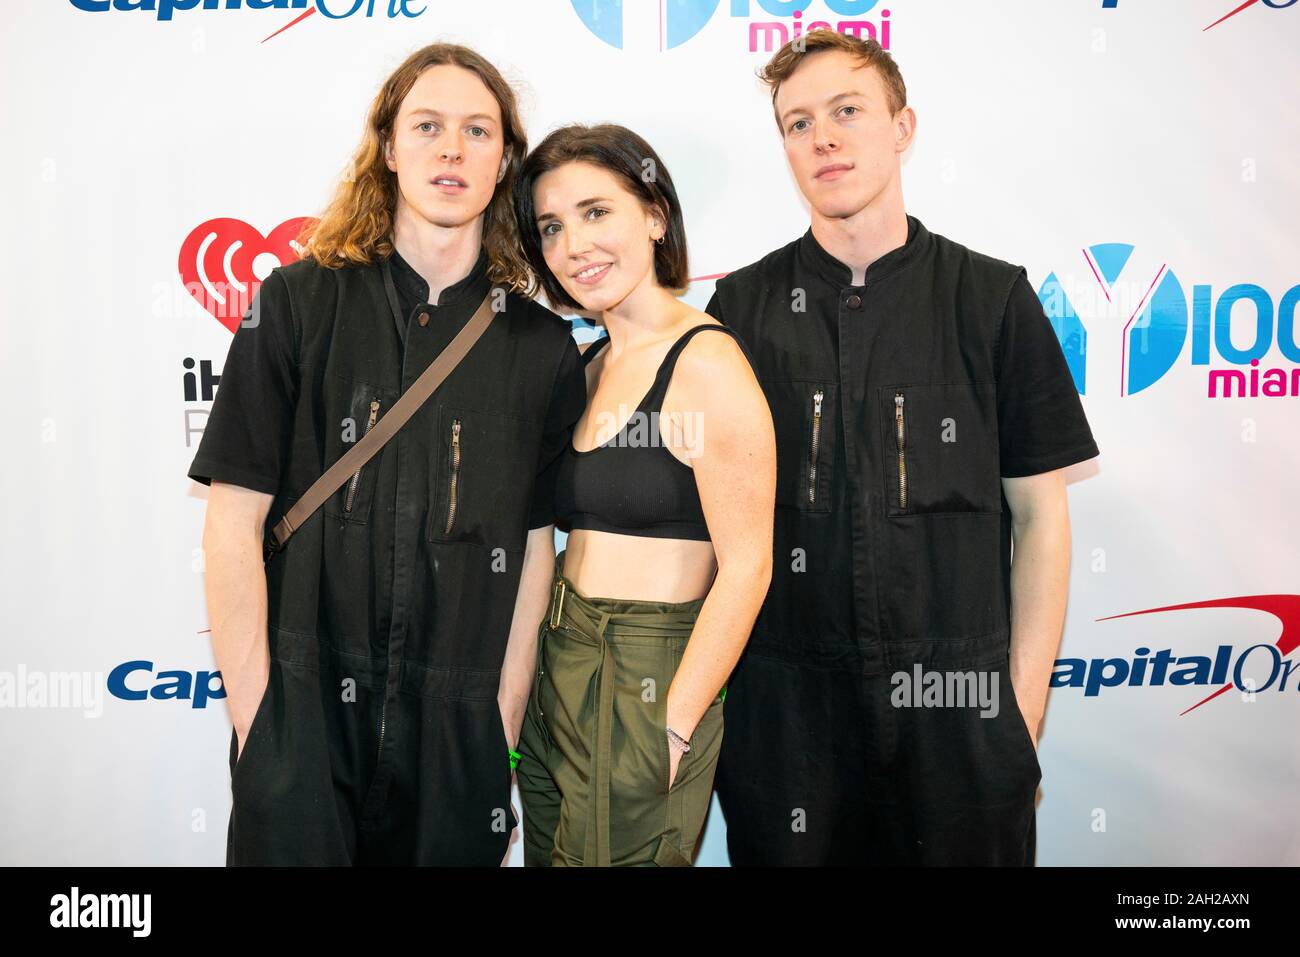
left=344, top=397, right=382, bottom=514
left=894, top=393, right=907, bottom=510
left=445, top=418, right=463, bottom=535
left=807, top=389, right=825, bottom=505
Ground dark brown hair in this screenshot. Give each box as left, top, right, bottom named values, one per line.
left=759, top=32, right=907, bottom=134
left=298, top=43, right=533, bottom=295
left=511, top=124, right=689, bottom=312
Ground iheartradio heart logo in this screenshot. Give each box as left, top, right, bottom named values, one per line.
left=178, top=217, right=315, bottom=333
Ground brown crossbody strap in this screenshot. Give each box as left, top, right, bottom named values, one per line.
left=264, top=292, right=496, bottom=563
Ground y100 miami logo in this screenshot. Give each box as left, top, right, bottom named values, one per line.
left=1054, top=594, right=1300, bottom=713
left=571, top=0, right=892, bottom=53
left=68, top=0, right=424, bottom=43
left=1102, top=0, right=1296, bottom=32
left=1038, top=243, right=1299, bottom=398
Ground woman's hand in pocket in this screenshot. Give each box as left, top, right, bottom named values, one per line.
left=667, top=737, right=683, bottom=791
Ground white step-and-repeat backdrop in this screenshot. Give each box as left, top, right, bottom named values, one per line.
left=2, top=0, right=1297, bottom=865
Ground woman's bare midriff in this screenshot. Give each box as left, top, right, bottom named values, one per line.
left=561, top=528, right=717, bottom=603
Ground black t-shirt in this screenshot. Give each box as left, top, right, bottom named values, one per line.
left=706, top=215, right=1099, bottom=674
left=188, top=247, right=583, bottom=531
left=380, top=246, right=578, bottom=528
left=187, top=265, right=297, bottom=497
left=994, top=269, right=1100, bottom=477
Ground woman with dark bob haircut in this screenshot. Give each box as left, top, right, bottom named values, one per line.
left=509, top=124, right=776, bottom=866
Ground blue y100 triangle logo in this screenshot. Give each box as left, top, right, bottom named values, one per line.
left=1039, top=244, right=1300, bottom=399
left=571, top=0, right=885, bottom=50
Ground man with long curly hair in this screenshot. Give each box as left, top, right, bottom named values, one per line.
left=187, top=44, right=585, bottom=866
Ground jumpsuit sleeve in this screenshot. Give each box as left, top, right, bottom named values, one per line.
left=995, top=269, right=1100, bottom=478
left=187, top=268, right=299, bottom=496
left=704, top=288, right=724, bottom=323
left=527, top=332, right=586, bottom=529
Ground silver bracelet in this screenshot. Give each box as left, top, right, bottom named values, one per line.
left=666, top=725, right=691, bottom=753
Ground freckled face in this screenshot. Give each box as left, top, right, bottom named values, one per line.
left=383, top=64, right=509, bottom=227
left=776, top=51, right=906, bottom=220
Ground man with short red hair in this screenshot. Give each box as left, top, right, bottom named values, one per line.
left=707, top=32, right=1099, bottom=865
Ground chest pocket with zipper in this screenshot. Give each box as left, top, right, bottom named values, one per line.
left=323, top=376, right=396, bottom=525
left=426, top=405, right=542, bottom=550
left=879, top=382, right=1002, bottom=516
left=764, top=378, right=837, bottom=514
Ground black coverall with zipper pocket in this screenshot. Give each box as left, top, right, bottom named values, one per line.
left=705, top=216, right=1100, bottom=865
left=188, top=246, right=586, bottom=865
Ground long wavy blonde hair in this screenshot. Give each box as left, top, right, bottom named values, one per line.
left=297, top=43, right=534, bottom=296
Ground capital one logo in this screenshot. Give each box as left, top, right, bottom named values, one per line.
left=1058, top=594, right=1300, bottom=714
left=68, top=0, right=425, bottom=43
left=571, top=0, right=887, bottom=51
left=1102, top=0, right=1297, bottom=32
left=1038, top=243, right=1300, bottom=398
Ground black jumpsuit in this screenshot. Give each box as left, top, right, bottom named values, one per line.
left=705, top=216, right=1100, bottom=865
left=188, top=246, right=586, bottom=865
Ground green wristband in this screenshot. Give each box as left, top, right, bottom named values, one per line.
left=508, top=748, right=521, bottom=770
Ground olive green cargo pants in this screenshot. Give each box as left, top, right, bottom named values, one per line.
left=516, top=550, right=724, bottom=866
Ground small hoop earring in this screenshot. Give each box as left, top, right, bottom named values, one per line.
left=654, top=235, right=665, bottom=246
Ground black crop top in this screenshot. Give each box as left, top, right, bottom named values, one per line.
left=554, top=324, right=754, bottom=541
